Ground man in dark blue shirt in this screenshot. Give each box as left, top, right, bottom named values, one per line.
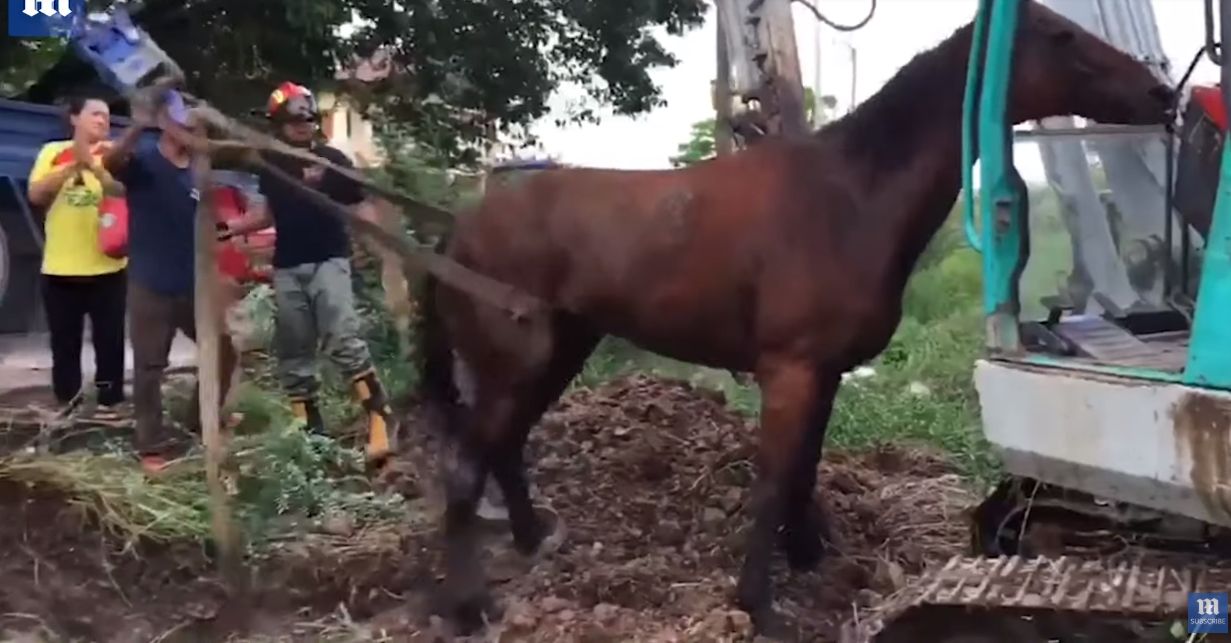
left=103, top=92, right=237, bottom=472
left=220, top=81, right=398, bottom=470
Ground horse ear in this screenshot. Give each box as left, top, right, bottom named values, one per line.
left=1049, top=30, right=1075, bottom=47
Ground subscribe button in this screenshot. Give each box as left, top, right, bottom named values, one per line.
left=1191, top=592, right=1230, bottom=635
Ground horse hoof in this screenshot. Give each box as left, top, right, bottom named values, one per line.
left=516, top=506, right=567, bottom=560
left=784, top=539, right=824, bottom=572
left=750, top=607, right=800, bottom=642
left=435, top=592, right=503, bottom=635
left=781, top=507, right=830, bottom=571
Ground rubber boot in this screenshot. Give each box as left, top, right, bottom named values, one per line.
left=351, top=369, right=398, bottom=469
left=290, top=397, right=327, bottom=435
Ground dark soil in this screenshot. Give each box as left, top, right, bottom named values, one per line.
left=0, top=374, right=978, bottom=642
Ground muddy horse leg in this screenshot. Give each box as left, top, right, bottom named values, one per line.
left=439, top=401, right=500, bottom=630
left=779, top=374, right=841, bottom=570
left=489, top=316, right=600, bottom=555
left=439, top=316, right=599, bottom=630
left=738, top=357, right=838, bottom=639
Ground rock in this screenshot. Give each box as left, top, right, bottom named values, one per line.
left=702, top=507, right=726, bottom=525
left=507, top=602, right=539, bottom=629
left=721, top=488, right=743, bottom=513
left=540, top=596, right=570, bottom=613
left=593, top=603, right=620, bottom=622
left=729, top=610, right=753, bottom=636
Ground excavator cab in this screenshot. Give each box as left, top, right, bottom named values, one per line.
left=961, top=0, right=1231, bottom=555
left=844, top=2, right=1231, bottom=641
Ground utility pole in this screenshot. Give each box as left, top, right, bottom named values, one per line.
left=714, top=2, right=734, bottom=156
left=714, top=0, right=809, bottom=142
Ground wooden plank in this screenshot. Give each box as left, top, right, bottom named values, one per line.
left=191, top=142, right=244, bottom=589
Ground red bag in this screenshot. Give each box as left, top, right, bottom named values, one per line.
left=98, top=196, right=129, bottom=259
left=51, top=144, right=129, bottom=258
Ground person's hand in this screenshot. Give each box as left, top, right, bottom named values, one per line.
left=72, top=138, right=94, bottom=171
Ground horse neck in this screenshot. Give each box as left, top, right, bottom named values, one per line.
left=820, top=27, right=973, bottom=292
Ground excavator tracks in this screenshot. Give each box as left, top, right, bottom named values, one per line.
left=842, top=554, right=1231, bottom=642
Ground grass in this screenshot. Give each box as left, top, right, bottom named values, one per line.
left=0, top=424, right=409, bottom=552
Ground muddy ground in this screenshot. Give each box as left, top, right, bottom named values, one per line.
left=0, top=374, right=978, bottom=642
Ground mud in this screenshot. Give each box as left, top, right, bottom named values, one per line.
left=0, top=374, right=978, bottom=642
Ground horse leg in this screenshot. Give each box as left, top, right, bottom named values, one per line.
left=737, top=357, right=837, bottom=639
left=439, top=407, right=498, bottom=631
left=438, top=317, right=598, bottom=630
left=778, top=375, right=841, bottom=571
left=489, top=318, right=599, bottom=556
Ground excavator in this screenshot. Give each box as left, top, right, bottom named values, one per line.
left=843, top=0, right=1231, bottom=640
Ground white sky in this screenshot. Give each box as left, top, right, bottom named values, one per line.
left=527, top=0, right=1217, bottom=182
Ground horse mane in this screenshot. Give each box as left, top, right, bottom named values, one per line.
left=815, top=21, right=974, bottom=166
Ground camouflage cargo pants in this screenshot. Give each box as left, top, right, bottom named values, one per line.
left=273, top=258, right=373, bottom=398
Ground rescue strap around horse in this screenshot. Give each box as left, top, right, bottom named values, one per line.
left=249, top=156, right=544, bottom=320
left=142, top=88, right=547, bottom=321
left=189, top=101, right=457, bottom=235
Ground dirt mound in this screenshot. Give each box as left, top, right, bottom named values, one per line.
left=0, top=374, right=978, bottom=642
left=403, top=374, right=979, bottom=642
left=0, top=479, right=428, bottom=642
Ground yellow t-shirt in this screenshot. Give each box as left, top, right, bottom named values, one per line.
left=29, top=140, right=128, bottom=276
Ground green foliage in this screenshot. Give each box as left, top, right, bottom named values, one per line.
left=669, top=118, right=717, bottom=168
left=8, top=0, right=707, bottom=167
left=0, top=40, right=65, bottom=95
left=230, top=424, right=406, bottom=541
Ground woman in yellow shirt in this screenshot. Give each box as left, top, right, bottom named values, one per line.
left=27, top=93, right=128, bottom=417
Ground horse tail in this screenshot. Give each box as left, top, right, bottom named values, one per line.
left=415, top=232, right=463, bottom=437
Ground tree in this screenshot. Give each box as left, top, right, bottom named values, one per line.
left=669, top=118, right=717, bottom=168
left=670, top=87, right=834, bottom=167
left=2, top=0, right=707, bottom=167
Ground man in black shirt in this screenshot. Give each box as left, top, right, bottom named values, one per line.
left=220, top=81, right=397, bottom=469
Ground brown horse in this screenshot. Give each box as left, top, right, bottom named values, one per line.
left=416, top=1, right=1174, bottom=637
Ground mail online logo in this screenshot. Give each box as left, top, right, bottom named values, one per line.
left=1190, top=592, right=1230, bottom=634
left=7, top=0, right=85, bottom=38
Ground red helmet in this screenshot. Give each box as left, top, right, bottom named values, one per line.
left=265, top=81, right=319, bottom=122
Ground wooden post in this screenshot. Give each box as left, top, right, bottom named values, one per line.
left=714, top=2, right=734, bottom=156
left=191, top=142, right=243, bottom=588
left=713, top=0, right=808, bottom=141
left=760, top=0, right=808, bottom=138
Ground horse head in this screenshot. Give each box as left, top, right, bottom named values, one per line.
left=1011, top=1, right=1174, bottom=125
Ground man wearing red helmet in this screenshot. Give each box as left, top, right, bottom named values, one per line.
left=220, top=81, right=397, bottom=469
